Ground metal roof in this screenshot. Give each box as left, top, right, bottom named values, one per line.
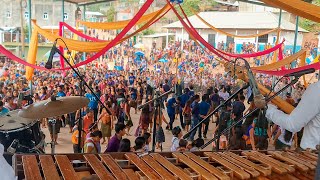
left=65, top=0, right=115, bottom=6
left=163, top=11, right=308, bottom=32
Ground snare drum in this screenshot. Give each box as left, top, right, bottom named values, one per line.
left=0, top=110, right=44, bottom=153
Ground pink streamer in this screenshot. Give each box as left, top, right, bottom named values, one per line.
left=254, top=62, right=320, bottom=76
left=61, top=22, right=105, bottom=42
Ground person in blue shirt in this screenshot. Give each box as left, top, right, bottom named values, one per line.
left=189, top=95, right=201, bottom=141
left=166, top=97, right=178, bottom=130
left=0, top=101, right=9, bottom=116
left=188, top=85, right=195, bottom=97
left=179, top=88, right=190, bottom=130
left=199, top=95, right=211, bottom=139
left=128, top=73, right=136, bottom=86
left=85, top=90, right=99, bottom=122
left=56, top=85, right=66, bottom=97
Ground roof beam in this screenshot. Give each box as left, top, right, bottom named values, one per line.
left=237, top=0, right=273, bottom=8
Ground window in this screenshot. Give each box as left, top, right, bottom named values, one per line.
left=43, top=12, right=48, bottom=20
left=63, top=13, right=68, bottom=20
left=258, top=34, right=269, bottom=43
left=24, top=12, right=29, bottom=18
left=6, top=11, right=11, bottom=18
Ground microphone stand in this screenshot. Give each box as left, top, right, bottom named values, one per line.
left=138, top=89, right=174, bottom=152
left=54, top=47, right=112, bottom=152
left=183, top=83, right=250, bottom=141
left=201, top=75, right=301, bottom=150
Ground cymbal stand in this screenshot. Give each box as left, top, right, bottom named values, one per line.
left=201, top=76, right=300, bottom=150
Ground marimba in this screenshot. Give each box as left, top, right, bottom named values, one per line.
left=14, top=150, right=317, bottom=180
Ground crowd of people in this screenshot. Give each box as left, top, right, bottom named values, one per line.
left=0, top=38, right=310, bottom=154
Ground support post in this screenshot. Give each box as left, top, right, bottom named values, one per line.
left=181, top=28, right=184, bottom=50
left=292, top=16, right=299, bottom=62
left=83, top=5, right=87, bottom=69
left=166, top=29, right=169, bottom=48
left=27, top=0, right=32, bottom=95
left=272, top=9, right=282, bottom=88
left=62, top=0, right=65, bottom=36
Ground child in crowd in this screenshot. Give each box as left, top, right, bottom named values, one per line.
left=83, top=131, right=102, bottom=153
left=118, top=138, right=133, bottom=152
left=176, top=139, right=188, bottom=152
left=134, top=137, right=146, bottom=152
left=171, top=126, right=183, bottom=151
left=189, top=138, right=205, bottom=151
left=143, top=133, right=151, bottom=152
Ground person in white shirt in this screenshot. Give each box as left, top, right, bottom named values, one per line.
left=171, top=127, right=182, bottom=151
left=0, top=144, right=16, bottom=180
left=266, top=81, right=320, bottom=150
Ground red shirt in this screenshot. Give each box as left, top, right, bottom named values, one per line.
left=83, top=115, right=93, bottom=134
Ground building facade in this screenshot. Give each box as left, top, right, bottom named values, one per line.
left=163, top=11, right=307, bottom=53
left=0, top=0, right=77, bottom=28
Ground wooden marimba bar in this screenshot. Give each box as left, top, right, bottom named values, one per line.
left=14, top=150, right=317, bottom=180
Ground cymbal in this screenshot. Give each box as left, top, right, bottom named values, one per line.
left=18, top=96, right=89, bottom=119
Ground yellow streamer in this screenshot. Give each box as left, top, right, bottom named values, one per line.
left=26, top=28, right=38, bottom=81
left=261, top=0, right=320, bottom=23
left=191, top=8, right=279, bottom=38
left=79, top=5, right=170, bottom=30
left=271, top=29, right=281, bottom=63
left=253, top=50, right=306, bottom=71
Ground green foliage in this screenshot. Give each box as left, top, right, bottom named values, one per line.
left=142, top=29, right=155, bottom=35
left=299, top=0, right=320, bottom=32
left=87, top=4, right=101, bottom=12
left=106, top=6, right=116, bottom=22
left=176, top=0, right=216, bottom=17
left=179, top=0, right=201, bottom=17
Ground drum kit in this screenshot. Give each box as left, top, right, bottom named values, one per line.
left=0, top=96, right=89, bottom=154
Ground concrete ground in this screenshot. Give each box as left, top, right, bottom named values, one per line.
left=43, top=107, right=218, bottom=153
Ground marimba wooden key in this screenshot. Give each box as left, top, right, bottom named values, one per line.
left=39, top=155, right=60, bottom=180
left=150, top=153, right=192, bottom=180
left=173, top=152, right=218, bottom=180
left=183, top=152, right=230, bottom=180
left=84, top=154, right=115, bottom=180
left=22, top=155, right=42, bottom=180
left=99, top=154, right=128, bottom=180
left=125, top=153, right=161, bottom=180
left=15, top=151, right=317, bottom=180
left=55, top=155, right=79, bottom=180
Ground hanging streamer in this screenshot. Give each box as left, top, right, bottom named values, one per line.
left=79, top=4, right=170, bottom=29
left=61, top=22, right=105, bottom=42
left=21, top=0, right=155, bottom=71
left=26, top=27, right=39, bottom=80
left=192, top=8, right=280, bottom=38
left=177, top=3, right=284, bottom=59
left=261, top=0, right=320, bottom=23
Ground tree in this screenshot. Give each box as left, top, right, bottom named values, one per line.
left=106, top=5, right=116, bottom=22
left=176, top=0, right=216, bottom=17
left=299, top=0, right=320, bottom=32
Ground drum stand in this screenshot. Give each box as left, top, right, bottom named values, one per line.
left=48, top=119, right=56, bottom=154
